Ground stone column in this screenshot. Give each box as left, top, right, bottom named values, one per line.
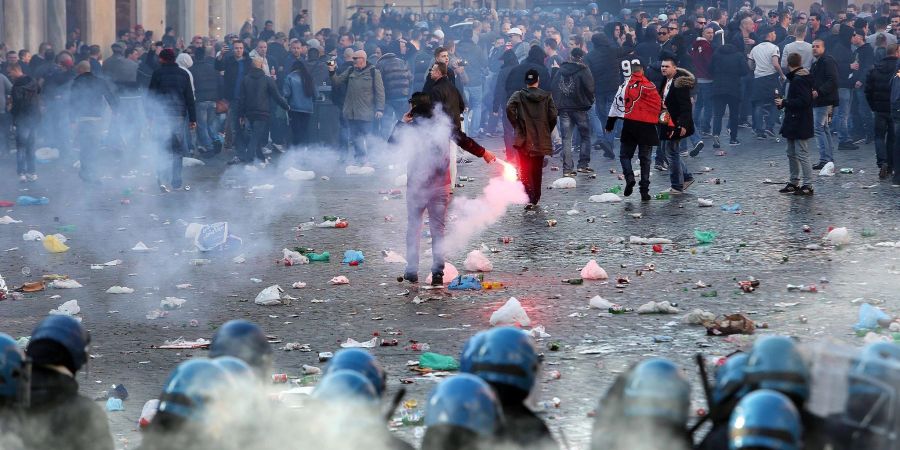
left=183, top=0, right=211, bottom=39
left=136, top=0, right=166, bottom=39
left=23, top=0, right=47, bottom=52
left=226, top=0, right=253, bottom=36
left=262, top=0, right=294, bottom=37
left=46, top=0, right=67, bottom=53
left=3, top=0, right=26, bottom=52
left=209, top=0, right=226, bottom=40
left=307, top=0, right=333, bottom=33
left=85, top=0, right=117, bottom=56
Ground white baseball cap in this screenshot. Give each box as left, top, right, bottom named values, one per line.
left=433, top=29, right=445, bottom=39
left=657, top=14, right=668, bottom=21
left=508, top=27, right=523, bottom=36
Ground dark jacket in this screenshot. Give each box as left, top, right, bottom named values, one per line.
left=850, top=43, right=875, bottom=88
left=658, top=68, right=696, bottom=140
left=506, top=46, right=552, bottom=96
left=865, top=56, right=898, bottom=113
left=780, top=67, right=814, bottom=140
left=306, top=58, right=331, bottom=87
left=711, top=44, right=750, bottom=98
left=136, top=51, right=159, bottom=89
left=23, top=366, right=114, bottom=450
left=496, top=403, right=557, bottom=450
left=810, top=54, right=839, bottom=107
left=506, top=86, right=558, bottom=156
left=429, top=75, right=465, bottom=129
left=455, top=38, right=489, bottom=82
left=376, top=53, right=413, bottom=100
left=214, top=53, right=251, bottom=100
left=9, top=75, right=40, bottom=121
left=493, top=50, right=519, bottom=114
left=586, top=35, right=623, bottom=93
left=391, top=111, right=484, bottom=190
left=830, top=42, right=853, bottom=89
left=236, top=67, right=289, bottom=121
left=102, top=54, right=138, bottom=93
left=69, top=72, right=117, bottom=120
left=148, top=62, right=197, bottom=121
left=550, top=61, right=595, bottom=111
left=190, top=56, right=223, bottom=103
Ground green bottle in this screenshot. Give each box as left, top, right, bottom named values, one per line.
left=655, top=192, right=670, bottom=200
left=322, top=215, right=339, bottom=222
left=700, top=290, right=718, bottom=298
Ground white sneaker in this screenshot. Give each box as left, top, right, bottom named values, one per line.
left=661, top=187, right=684, bottom=195
left=26, top=174, right=37, bottom=182
left=18, top=175, right=27, bottom=182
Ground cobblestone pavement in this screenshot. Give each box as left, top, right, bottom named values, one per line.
left=1, top=132, right=898, bottom=448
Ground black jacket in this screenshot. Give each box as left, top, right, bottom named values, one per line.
left=9, top=75, right=40, bottom=121
left=214, top=53, right=251, bottom=100
left=830, top=43, right=853, bottom=89
left=780, top=67, right=814, bottom=140
left=455, top=38, right=489, bottom=81
left=190, top=56, right=223, bottom=102
left=810, top=54, right=839, bottom=107
left=493, top=51, right=520, bottom=114
left=429, top=76, right=465, bottom=129
left=69, top=72, right=117, bottom=120
left=137, top=51, right=160, bottom=89
left=658, top=68, right=696, bottom=140
left=850, top=43, right=875, bottom=88
left=496, top=403, right=557, bottom=450
left=865, top=56, right=898, bottom=113
left=506, top=46, right=552, bottom=96
left=376, top=53, right=413, bottom=100
left=506, top=86, right=558, bottom=156
left=148, top=62, right=197, bottom=121
left=711, top=44, right=750, bottom=98
left=236, top=67, right=289, bottom=120
left=23, top=366, right=114, bottom=450
left=586, top=37, right=623, bottom=93
left=550, top=61, right=595, bottom=111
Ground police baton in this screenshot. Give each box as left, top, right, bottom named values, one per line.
left=383, top=386, right=406, bottom=422
left=689, top=353, right=714, bottom=436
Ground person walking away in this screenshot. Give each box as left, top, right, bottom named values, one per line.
left=69, top=61, right=117, bottom=184
left=849, top=31, right=874, bottom=145
left=658, top=57, right=696, bottom=195
left=328, top=50, right=385, bottom=165
left=866, top=43, right=899, bottom=179
left=394, top=92, right=495, bottom=285
left=781, top=25, right=813, bottom=71
left=190, top=45, right=224, bottom=156
left=375, top=46, right=413, bottom=139
left=606, top=59, right=662, bottom=201
left=455, top=29, right=488, bottom=135
left=215, top=39, right=250, bottom=162
left=7, top=63, right=39, bottom=182
left=0, top=71, right=11, bottom=158
left=236, top=57, right=289, bottom=165
left=507, top=69, right=558, bottom=210
left=492, top=49, right=521, bottom=164
left=831, top=26, right=856, bottom=150
left=710, top=43, right=749, bottom=148
left=282, top=60, right=315, bottom=149
left=690, top=27, right=715, bottom=139
left=148, top=49, right=196, bottom=192
left=749, top=28, right=785, bottom=140
left=586, top=32, right=623, bottom=159
left=551, top=48, right=595, bottom=178
left=776, top=52, right=816, bottom=195
left=810, top=39, right=839, bottom=170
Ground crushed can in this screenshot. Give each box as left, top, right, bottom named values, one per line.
left=546, top=219, right=557, bottom=227
left=272, top=373, right=288, bottom=384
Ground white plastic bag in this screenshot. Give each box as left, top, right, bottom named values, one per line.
left=329, top=276, right=350, bottom=285
left=282, top=248, right=310, bottom=265
left=345, top=165, right=375, bottom=175
left=629, top=236, right=673, bottom=245
left=551, top=177, right=577, bottom=189
left=463, top=250, right=494, bottom=272
left=589, top=295, right=614, bottom=309
left=132, top=241, right=153, bottom=252
left=23, top=230, right=45, bottom=241
left=284, top=168, right=316, bottom=181
left=637, top=301, right=680, bottom=314
left=161, top=297, right=187, bottom=310
left=682, top=309, right=716, bottom=324
left=49, top=300, right=80, bottom=316
left=698, top=198, right=714, bottom=207
left=0, top=216, right=22, bottom=224
left=819, top=161, right=835, bottom=176
left=249, top=184, right=275, bottom=192
left=49, top=279, right=83, bottom=289
left=580, top=259, right=609, bottom=280
left=106, top=286, right=135, bottom=294
left=182, top=157, right=205, bottom=167
left=589, top=193, right=622, bottom=203
left=825, top=227, right=850, bottom=245
left=340, top=338, right=378, bottom=348
left=426, top=263, right=459, bottom=284
left=489, top=297, right=531, bottom=327
left=382, top=250, right=407, bottom=264
left=254, top=285, right=283, bottom=305
left=35, top=147, right=60, bottom=160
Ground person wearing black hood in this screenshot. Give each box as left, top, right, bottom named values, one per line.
left=865, top=43, right=899, bottom=179
left=831, top=25, right=856, bottom=150
left=7, top=63, right=40, bottom=182
left=506, top=45, right=551, bottom=97
left=493, top=49, right=522, bottom=164
left=236, top=56, right=290, bottom=165
left=849, top=31, right=874, bottom=145
left=711, top=43, right=750, bottom=147
left=507, top=69, right=558, bottom=209
left=148, top=48, right=197, bottom=192
left=551, top=48, right=595, bottom=177
left=586, top=32, right=623, bottom=159
left=69, top=60, right=117, bottom=185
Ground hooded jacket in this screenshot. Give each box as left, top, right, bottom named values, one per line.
left=375, top=53, right=413, bottom=100
left=506, top=46, right=552, bottom=97
left=780, top=67, right=814, bottom=140
left=810, top=54, right=839, bottom=107
left=493, top=50, right=520, bottom=114
left=658, top=68, right=696, bottom=140
left=865, top=56, right=898, bottom=113
left=282, top=67, right=315, bottom=113
left=190, top=56, right=223, bottom=103
left=236, top=67, right=289, bottom=120
left=10, top=75, right=40, bottom=121
left=711, top=44, right=750, bottom=98
left=331, top=63, right=386, bottom=121
left=69, top=71, right=117, bottom=120
left=690, top=38, right=713, bottom=81
left=214, top=52, right=251, bottom=100
left=148, top=62, right=197, bottom=121
left=176, top=53, right=195, bottom=94
left=586, top=34, right=623, bottom=93
left=506, top=86, right=558, bottom=156
left=550, top=60, right=595, bottom=111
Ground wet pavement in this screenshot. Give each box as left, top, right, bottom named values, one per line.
left=1, top=133, right=899, bottom=449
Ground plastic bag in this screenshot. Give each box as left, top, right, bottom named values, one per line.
left=426, top=263, right=459, bottom=284
left=825, top=227, right=850, bottom=246
left=682, top=309, right=716, bottom=325
left=345, top=165, right=375, bottom=175
left=419, top=352, right=459, bottom=371
left=48, top=279, right=83, bottom=289
left=0, top=273, right=7, bottom=301
left=463, top=250, right=493, bottom=272
left=694, top=230, right=718, bottom=244
left=49, top=300, right=80, bottom=316
left=342, top=250, right=365, bottom=265
left=580, top=259, right=609, bottom=280
left=720, top=203, right=742, bottom=212
left=42, top=235, right=70, bottom=253
left=819, top=161, right=835, bottom=176
left=35, top=147, right=60, bottom=160
left=340, top=337, right=378, bottom=348
left=254, top=285, right=283, bottom=305
left=489, top=297, right=531, bottom=327
left=248, top=184, right=275, bottom=192
left=161, top=297, right=187, bottom=310
left=551, top=177, right=577, bottom=189
left=195, top=222, right=229, bottom=252
left=16, top=196, right=49, bottom=206
left=589, top=295, right=614, bottom=309
left=105, top=398, right=124, bottom=412
left=329, top=276, right=350, bottom=285
left=106, top=286, right=135, bottom=294
left=0, top=215, right=22, bottom=224
left=854, top=303, right=891, bottom=331
left=382, top=250, right=407, bottom=264
left=629, top=236, right=673, bottom=245
left=448, top=275, right=482, bottom=290
left=637, top=301, right=680, bottom=314
left=589, top=193, right=622, bottom=203
left=282, top=248, right=310, bottom=265
left=132, top=241, right=153, bottom=252
left=284, top=168, right=316, bottom=181
left=182, top=157, right=205, bottom=167
left=698, top=198, right=714, bottom=207
left=23, top=230, right=45, bottom=241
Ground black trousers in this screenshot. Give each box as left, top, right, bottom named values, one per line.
left=619, top=141, right=652, bottom=193
left=516, top=148, right=544, bottom=205
left=288, top=111, right=311, bottom=148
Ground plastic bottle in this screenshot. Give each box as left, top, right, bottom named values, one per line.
left=562, top=278, right=584, bottom=285
left=655, top=192, right=670, bottom=200
left=409, top=343, right=430, bottom=351
left=307, top=252, right=330, bottom=262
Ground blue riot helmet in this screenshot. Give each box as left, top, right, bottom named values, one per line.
left=729, top=389, right=803, bottom=450
left=459, top=327, right=539, bottom=397
left=26, top=315, right=90, bottom=374
left=712, top=353, right=750, bottom=406
left=212, top=356, right=257, bottom=383
left=0, top=333, right=30, bottom=406
left=622, top=358, right=691, bottom=427
left=323, top=348, right=387, bottom=397
left=840, top=342, right=900, bottom=446
left=157, top=358, right=231, bottom=422
left=745, top=336, right=810, bottom=403
left=312, top=369, right=379, bottom=406
left=422, top=374, right=503, bottom=450
left=209, top=320, right=272, bottom=377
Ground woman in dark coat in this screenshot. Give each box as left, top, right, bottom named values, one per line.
left=710, top=43, right=750, bottom=147
left=776, top=52, right=815, bottom=195
left=493, top=49, right=522, bottom=163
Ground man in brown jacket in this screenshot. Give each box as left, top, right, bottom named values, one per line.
left=506, top=69, right=558, bottom=209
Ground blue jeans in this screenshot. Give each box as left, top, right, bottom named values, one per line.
left=593, top=91, right=618, bottom=154
left=157, top=119, right=186, bottom=188
left=347, top=119, right=372, bottom=163
left=381, top=99, right=407, bottom=139
left=559, top=110, right=592, bottom=171
left=195, top=101, right=219, bottom=149
left=694, top=82, right=713, bottom=134
left=851, top=88, right=873, bottom=140
left=405, top=186, right=449, bottom=278
left=753, top=100, right=776, bottom=134
left=663, top=139, right=693, bottom=190
left=713, top=95, right=741, bottom=141
left=874, top=111, right=894, bottom=168
left=464, top=84, right=483, bottom=134
left=835, top=88, right=851, bottom=143
left=891, top=109, right=900, bottom=182
left=76, top=118, right=103, bottom=181
left=813, top=106, right=834, bottom=163
left=15, top=119, right=35, bottom=175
